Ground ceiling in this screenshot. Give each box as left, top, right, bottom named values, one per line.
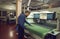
left=0, top=0, right=16, bottom=4
left=0, top=0, right=60, bottom=10
left=0, top=0, right=16, bottom=10
left=22, top=0, right=60, bottom=10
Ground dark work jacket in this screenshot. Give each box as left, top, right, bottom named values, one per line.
left=18, top=13, right=31, bottom=29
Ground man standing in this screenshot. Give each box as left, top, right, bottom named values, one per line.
left=17, top=11, right=31, bottom=39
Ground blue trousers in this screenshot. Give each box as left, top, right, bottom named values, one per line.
left=18, top=25, right=24, bottom=39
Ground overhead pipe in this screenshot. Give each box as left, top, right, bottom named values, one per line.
left=27, top=0, right=31, bottom=11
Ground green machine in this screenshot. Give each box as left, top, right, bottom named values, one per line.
left=25, top=24, right=60, bottom=39
left=25, top=24, right=50, bottom=38
left=25, top=12, right=60, bottom=39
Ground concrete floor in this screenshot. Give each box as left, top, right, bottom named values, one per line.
left=0, top=22, right=18, bottom=39
left=0, top=21, right=43, bottom=39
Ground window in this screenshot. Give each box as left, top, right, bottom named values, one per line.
left=0, top=11, right=1, bottom=16
left=47, top=13, right=53, bottom=20
left=2, top=11, right=7, bottom=16
left=34, top=14, right=40, bottom=18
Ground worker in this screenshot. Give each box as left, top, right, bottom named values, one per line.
left=17, top=11, right=31, bottom=39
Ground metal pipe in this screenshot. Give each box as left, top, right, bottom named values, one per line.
left=27, top=0, right=31, bottom=11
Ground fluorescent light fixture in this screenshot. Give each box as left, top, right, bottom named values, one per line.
left=3, top=4, right=16, bottom=10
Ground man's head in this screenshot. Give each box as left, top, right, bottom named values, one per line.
left=25, top=11, right=30, bottom=17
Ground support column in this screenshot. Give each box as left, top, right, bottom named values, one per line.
left=16, top=0, right=22, bottom=24
left=56, top=13, right=60, bottom=39
left=57, top=13, right=60, bottom=31
left=24, top=4, right=25, bottom=13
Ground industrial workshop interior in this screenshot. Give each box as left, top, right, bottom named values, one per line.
left=0, top=0, right=60, bottom=39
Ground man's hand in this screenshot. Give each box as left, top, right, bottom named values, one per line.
left=25, top=20, right=32, bottom=26
left=29, top=24, right=32, bottom=26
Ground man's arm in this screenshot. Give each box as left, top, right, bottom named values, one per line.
left=25, top=20, right=31, bottom=26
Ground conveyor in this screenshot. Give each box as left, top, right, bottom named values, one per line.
left=25, top=24, right=60, bottom=39
left=25, top=24, right=50, bottom=38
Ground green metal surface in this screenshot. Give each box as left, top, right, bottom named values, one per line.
left=25, top=24, right=51, bottom=38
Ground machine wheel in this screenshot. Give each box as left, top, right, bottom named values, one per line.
left=44, top=34, right=56, bottom=39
